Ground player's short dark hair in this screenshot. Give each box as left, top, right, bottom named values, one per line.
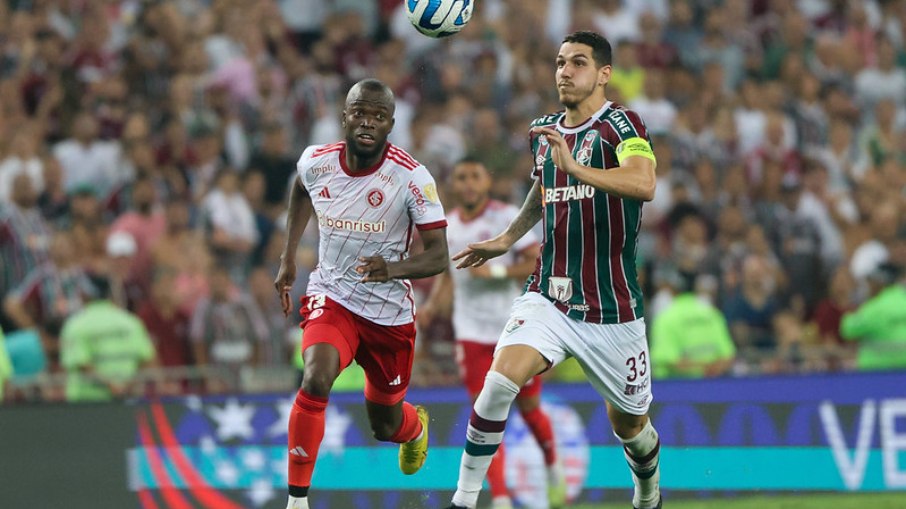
left=347, top=79, right=395, bottom=105
left=562, top=31, right=612, bottom=68
left=454, top=155, right=486, bottom=168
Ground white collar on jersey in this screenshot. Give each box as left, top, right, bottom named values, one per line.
left=557, top=100, right=613, bottom=135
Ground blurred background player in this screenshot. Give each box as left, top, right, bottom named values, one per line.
left=445, top=31, right=661, bottom=509
left=274, top=79, right=449, bottom=509
left=420, top=158, right=565, bottom=509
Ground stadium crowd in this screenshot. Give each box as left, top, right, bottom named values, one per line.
left=1, top=0, right=905, bottom=403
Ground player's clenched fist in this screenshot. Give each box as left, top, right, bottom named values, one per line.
left=274, top=260, right=296, bottom=316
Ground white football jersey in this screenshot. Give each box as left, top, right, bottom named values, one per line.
left=446, top=200, right=539, bottom=343
left=297, top=142, right=447, bottom=326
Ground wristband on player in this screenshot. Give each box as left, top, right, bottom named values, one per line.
left=489, top=264, right=508, bottom=279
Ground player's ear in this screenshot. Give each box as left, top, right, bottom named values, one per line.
left=598, top=64, right=612, bottom=87
left=341, top=110, right=347, bottom=127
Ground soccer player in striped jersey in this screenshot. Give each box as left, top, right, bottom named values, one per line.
left=420, top=158, right=564, bottom=509
left=444, top=31, right=662, bottom=509
left=275, top=79, right=449, bottom=509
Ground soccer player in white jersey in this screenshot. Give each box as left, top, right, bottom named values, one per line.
left=274, top=79, right=449, bottom=509
left=420, top=158, right=565, bottom=509
left=444, top=31, right=661, bottom=509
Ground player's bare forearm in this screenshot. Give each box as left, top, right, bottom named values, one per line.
left=388, top=227, right=450, bottom=280
left=424, top=269, right=454, bottom=317
left=502, top=180, right=543, bottom=245
left=569, top=157, right=657, bottom=201
left=280, top=177, right=313, bottom=261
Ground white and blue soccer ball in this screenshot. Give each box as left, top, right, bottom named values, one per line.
left=405, top=0, right=473, bottom=38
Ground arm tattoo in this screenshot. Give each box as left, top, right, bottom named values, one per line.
left=506, top=181, right=543, bottom=241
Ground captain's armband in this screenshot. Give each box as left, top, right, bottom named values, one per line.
left=615, top=137, right=656, bottom=165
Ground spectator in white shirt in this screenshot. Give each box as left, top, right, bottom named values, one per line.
left=854, top=36, right=906, bottom=114
left=202, top=169, right=259, bottom=273
left=629, top=69, right=677, bottom=136
left=52, top=111, right=122, bottom=197
left=0, top=127, right=44, bottom=203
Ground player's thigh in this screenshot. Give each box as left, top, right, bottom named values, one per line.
left=300, top=294, right=360, bottom=373
left=355, top=318, right=416, bottom=406
left=569, top=318, right=653, bottom=416
left=493, top=292, right=571, bottom=387
left=456, top=340, right=496, bottom=397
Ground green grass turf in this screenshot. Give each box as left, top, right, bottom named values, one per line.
left=570, top=492, right=906, bottom=509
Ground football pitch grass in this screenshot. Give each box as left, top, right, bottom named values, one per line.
left=571, top=492, right=906, bottom=509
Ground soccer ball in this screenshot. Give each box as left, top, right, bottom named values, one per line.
left=405, top=0, right=473, bottom=38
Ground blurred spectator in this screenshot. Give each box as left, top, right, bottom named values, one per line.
left=841, top=263, right=906, bottom=371
left=634, top=11, right=677, bottom=69
left=63, top=184, right=108, bottom=274
left=201, top=168, right=259, bottom=275
left=629, top=69, right=676, bottom=136
left=854, top=36, right=906, bottom=112
left=52, top=111, right=123, bottom=196
left=850, top=200, right=900, bottom=282
left=105, top=230, right=143, bottom=311
left=812, top=266, right=857, bottom=370
left=59, top=277, right=156, bottom=402
left=650, top=272, right=736, bottom=379
left=723, top=254, right=782, bottom=353
left=0, top=126, right=44, bottom=202
left=152, top=198, right=211, bottom=314
left=247, top=121, right=295, bottom=216
left=109, top=175, right=166, bottom=290
left=247, top=265, right=292, bottom=366
left=2, top=232, right=94, bottom=348
left=190, top=265, right=268, bottom=370
left=609, top=41, right=645, bottom=102
left=137, top=273, right=193, bottom=369
left=760, top=173, right=825, bottom=312
left=0, top=173, right=51, bottom=323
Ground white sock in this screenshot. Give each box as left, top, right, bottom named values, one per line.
left=451, top=371, right=520, bottom=509
left=286, top=495, right=309, bottom=509
left=617, top=420, right=661, bottom=509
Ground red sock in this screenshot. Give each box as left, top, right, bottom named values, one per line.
left=287, top=388, right=328, bottom=489
left=487, top=442, right=509, bottom=499
left=388, top=401, right=423, bottom=443
left=522, top=406, right=557, bottom=465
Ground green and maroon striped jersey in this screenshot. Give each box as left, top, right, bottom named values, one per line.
left=524, top=101, right=654, bottom=324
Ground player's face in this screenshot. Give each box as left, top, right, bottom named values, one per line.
left=555, top=42, right=610, bottom=109
left=343, top=94, right=394, bottom=159
left=451, top=162, right=491, bottom=210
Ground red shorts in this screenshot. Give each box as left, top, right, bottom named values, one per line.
left=300, top=295, right=415, bottom=406
left=456, top=339, right=542, bottom=399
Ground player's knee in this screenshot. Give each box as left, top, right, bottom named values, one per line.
left=610, top=410, right=647, bottom=439
left=300, top=368, right=336, bottom=398
left=370, top=420, right=398, bottom=442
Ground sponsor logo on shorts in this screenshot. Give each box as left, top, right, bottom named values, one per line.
left=504, top=318, right=525, bottom=334
left=623, top=377, right=649, bottom=396
left=309, top=308, right=324, bottom=320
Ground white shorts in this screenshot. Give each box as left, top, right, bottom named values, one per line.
left=496, top=292, right=652, bottom=415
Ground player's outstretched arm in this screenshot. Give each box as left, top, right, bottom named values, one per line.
left=275, top=176, right=313, bottom=316
left=453, top=180, right=543, bottom=269
left=357, top=227, right=450, bottom=283
left=532, top=126, right=656, bottom=201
